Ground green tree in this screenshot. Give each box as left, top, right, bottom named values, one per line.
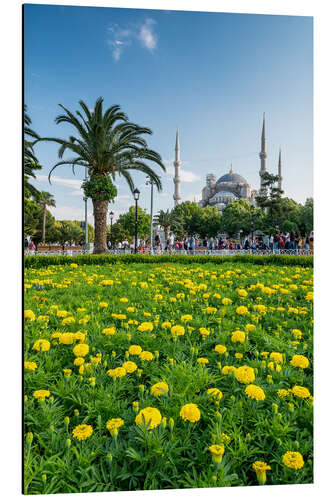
left=170, top=201, right=202, bottom=236
left=298, top=197, right=313, bottom=236
left=24, top=105, right=42, bottom=198
left=35, top=98, right=165, bottom=254
left=107, top=221, right=131, bottom=245
left=154, top=209, right=174, bottom=240
left=24, top=198, right=56, bottom=243
left=199, top=205, right=223, bottom=238
left=221, top=200, right=262, bottom=236
left=117, top=206, right=151, bottom=240
left=34, top=191, right=56, bottom=244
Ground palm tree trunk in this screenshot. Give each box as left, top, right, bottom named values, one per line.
left=164, top=226, right=169, bottom=241
left=42, top=204, right=46, bottom=244
left=92, top=199, right=108, bottom=254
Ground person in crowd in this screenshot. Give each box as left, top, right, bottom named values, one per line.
left=189, top=234, right=195, bottom=254
left=203, top=236, right=208, bottom=248
left=183, top=236, right=188, bottom=251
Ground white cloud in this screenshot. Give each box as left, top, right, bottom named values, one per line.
left=35, top=174, right=83, bottom=196
left=49, top=205, right=93, bottom=223
left=166, top=167, right=201, bottom=183
left=138, top=19, right=157, bottom=51
left=107, top=19, right=157, bottom=61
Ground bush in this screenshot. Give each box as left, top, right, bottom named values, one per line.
left=24, top=253, right=313, bottom=269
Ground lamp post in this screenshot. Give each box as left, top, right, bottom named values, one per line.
left=239, top=229, right=243, bottom=248
left=251, top=221, right=254, bottom=243
left=133, top=188, right=140, bottom=254
left=109, top=211, right=114, bottom=251
left=146, top=177, right=154, bottom=255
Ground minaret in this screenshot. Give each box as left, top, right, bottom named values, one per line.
left=259, top=113, right=267, bottom=194
left=173, top=128, right=181, bottom=206
left=278, top=148, right=282, bottom=192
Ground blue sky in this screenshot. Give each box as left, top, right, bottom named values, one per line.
left=24, top=4, right=313, bottom=224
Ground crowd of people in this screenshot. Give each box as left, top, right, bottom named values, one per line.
left=113, top=230, right=314, bottom=254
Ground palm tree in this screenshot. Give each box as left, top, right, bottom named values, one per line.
left=35, top=98, right=165, bottom=253
left=24, top=105, right=41, bottom=198
left=154, top=209, right=174, bottom=241
left=35, top=191, right=56, bottom=244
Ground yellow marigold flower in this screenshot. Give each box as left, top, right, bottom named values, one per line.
left=181, top=314, right=192, bottom=323
left=305, top=291, right=313, bottom=301
left=215, top=344, right=227, bottom=354
left=100, top=280, right=114, bottom=286
left=128, top=345, right=142, bottom=355
left=209, top=444, right=225, bottom=464
left=73, top=331, right=86, bottom=342
left=253, top=304, right=267, bottom=315
left=236, top=306, right=249, bottom=315
left=99, top=301, right=108, bottom=308
left=90, top=356, right=102, bottom=366
left=267, top=361, right=275, bottom=371
left=62, top=317, right=75, bottom=326
left=282, top=451, right=304, bottom=470
left=197, top=357, right=209, bottom=365
left=58, top=333, right=74, bottom=345
left=143, top=312, right=152, bottom=317
left=32, top=339, right=50, bottom=352
left=261, top=352, right=269, bottom=358
left=106, top=418, right=124, bottom=437
left=112, top=313, right=126, bottom=320
left=171, top=325, right=185, bottom=337
left=199, top=327, right=210, bottom=336
left=292, top=385, right=311, bottom=399
left=126, top=307, right=135, bottom=313
left=292, top=329, right=302, bottom=339
left=25, top=310, right=36, bottom=322
left=73, top=343, right=89, bottom=358
left=252, top=461, right=271, bottom=485
left=207, top=388, right=223, bottom=402
left=24, top=361, right=37, bottom=371
left=72, top=424, right=93, bottom=441
left=151, top=381, right=169, bottom=396
left=107, top=367, right=126, bottom=378
left=137, top=322, right=154, bottom=332
left=122, top=361, right=137, bottom=373
left=231, top=330, right=246, bottom=343
left=176, top=292, right=185, bottom=299
left=139, top=351, right=154, bottom=361
left=277, top=389, right=289, bottom=398
left=235, top=353, right=243, bottom=359
left=70, top=263, right=78, bottom=268
left=63, top=369, right=72, bottom=377
left=77, top=307, right=86, bottom=313
left=270, top=352, right=283, bottom=364
left=235, top=366, right=255, bottom=384
left=37, top=315, right=49, bottom=323
left=161, top=321, right=171, bottom=329
left=245, top=324, right=256, bottom=332
left=221, top=365, right=236, bottom=375
left=102, top=327, right=116, bottom=336
left=221, top=433, right=231, bottom=444
left=245, top=384, right=266, bottom=401
left=33, top=389, right=50, bottom=401
left=57, top=310, right=69, bottom=318
left=290, top=355, right=310, bottom=369
left=74, top=357, right=85, bottom=366
left=120, top=297, right=128, bottom=303
left=135, top=407, right=162, bottom=430
left=222, top=298, right=232, bottom=305
left=204, top=307, right=217, bottom=314
left=180, top=403, right=201, bottom=423
left=237, top=289, right=248, bottom=298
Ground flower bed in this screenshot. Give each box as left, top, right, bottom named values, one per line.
left=24, top=261, right=313, bottom=493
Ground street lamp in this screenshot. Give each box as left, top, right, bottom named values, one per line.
left=146, top=177, right=154, bottom=255
left=251, top=221, right=254, bottom=243
left=133, top=188, right=140, bottom=254
left=109, top=211, right=114, bottom=251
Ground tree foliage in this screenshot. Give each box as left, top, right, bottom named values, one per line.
left=34, top=97, right=165, bottom=253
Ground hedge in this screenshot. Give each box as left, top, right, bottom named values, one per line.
left=24, top=253, right=313, bottom=269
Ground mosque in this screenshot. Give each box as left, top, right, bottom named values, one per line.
left=173, top=114, right=283, bottom=213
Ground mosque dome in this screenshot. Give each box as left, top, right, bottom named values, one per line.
left=216, top=172, right=248, bottom=184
